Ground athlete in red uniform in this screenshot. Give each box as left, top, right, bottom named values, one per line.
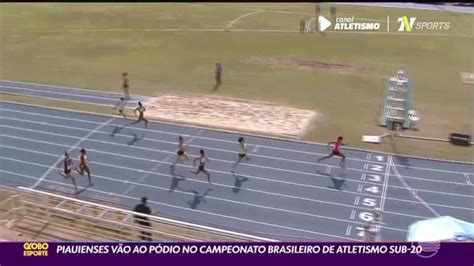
left=76, top=148, right=93, bottom=186
left=317, top=136, right=348, bottom=168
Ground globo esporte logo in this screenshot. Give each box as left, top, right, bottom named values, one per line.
left=23, top=242, right=49, bottom=256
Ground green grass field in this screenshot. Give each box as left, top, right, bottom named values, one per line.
left=1, top=3, right=473, bottom=161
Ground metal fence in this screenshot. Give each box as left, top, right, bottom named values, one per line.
left=1, top=186, right=276, bottom=242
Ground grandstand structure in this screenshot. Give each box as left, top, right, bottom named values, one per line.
left=0, top=186, right=276, bottom=242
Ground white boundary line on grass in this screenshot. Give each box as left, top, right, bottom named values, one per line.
left=1, top=99, right=473, bottom=167
left=225, top=10, right=265, bottom=30
left=30, top=118, right=115, bottom=189
left=25, top=27, right=474, bottom=38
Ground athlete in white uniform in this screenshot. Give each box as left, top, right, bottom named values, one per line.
left=114, top=97, right=127, bottom=118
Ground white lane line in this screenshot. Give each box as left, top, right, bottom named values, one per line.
left=357, top=184, right=363, bottom=192
left=380, top=155, right=392, bottom=210
left=3, top=129, right=474, bottom=202
left=247, top=8, right=395, bottom=23
left=366, top=153, right=372, bottom=160
left=1, top=107, right=472, bottom=176
left=0, top=151, right=424, bottom=221
left=360, top=173, right=366, bottom=181
left=345, top=225, right=352, bottom=236
left=350, top=210, right=356, bottom=220
left=5, top=113, right=470, bottom=187
left=353, top=196, right=360, bottom=206
left=2, top=99, right=474, bottom=166
left=364, top=163, right=369, bottom=170
left=225, top=10, right=264, bottom=30
left=0, top=160, right=407, bottom=232
left=8, top=123, right=457, bottom=194
left=30, top=118, right=115, bottom=188
left=0, top=79, right=124, bottom=96
left=124, top=137, right=196, bottom=195
left=391, top=161, right=441, bottom=217
left=2, top=147, right=471, bottom=215
left=0, top=85, right=117, bottom=102
left=465, top=173, right=472, bottom=185
left=0, top=92, right=115, bottom=108
left=0, top=169, right=361, bottom=241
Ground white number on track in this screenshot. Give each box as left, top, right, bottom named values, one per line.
left=359, top=212, right=374, bottom=222
left=367, top=174, right=382, bottom=182
left=362, top=198, right=377, bottom=207
left=365, top=186, right=380, bottom=194
left=370, top=165, right=384, bottom=172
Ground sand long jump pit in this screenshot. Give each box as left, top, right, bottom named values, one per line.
left=145, top=94, right=318, bottom=138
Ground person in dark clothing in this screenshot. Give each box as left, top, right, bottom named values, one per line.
left=122, top=72, right=130, bottom=100
left=213, top=63, right=223, bottom=90
left=132, top=197, right=152, bottom=241
left=330, top=5, right=337, bottom=21
left=299, top=18, right=305, bottom=34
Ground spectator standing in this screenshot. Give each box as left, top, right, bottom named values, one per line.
left=133, top=197, right=152, bottom=241
left=122, top=72, right=130, bottom=100
left=214, top=63, right=223, bottom=90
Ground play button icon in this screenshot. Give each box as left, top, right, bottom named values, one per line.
left=319, top=16, right=332, bottom=32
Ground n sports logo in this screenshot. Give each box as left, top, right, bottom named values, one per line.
left=397, top=16, right=416, bottom=32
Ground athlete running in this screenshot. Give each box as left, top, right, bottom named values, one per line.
left=58, top=151, right=78, bottom=193
left=76, top=148, right=93, bottom=186
left=192, top=149, right=211, bottom=184
left=232, top=137, right=248, bottom=172
left=171, top=135, right=189, bottom=169
left=114, top=97, right=127, bottom=118
left=363, top=209, right=383, bottom=241
left=317, top=136, right=348, bottom=168
left=131, top=101, right=148, bottom=128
